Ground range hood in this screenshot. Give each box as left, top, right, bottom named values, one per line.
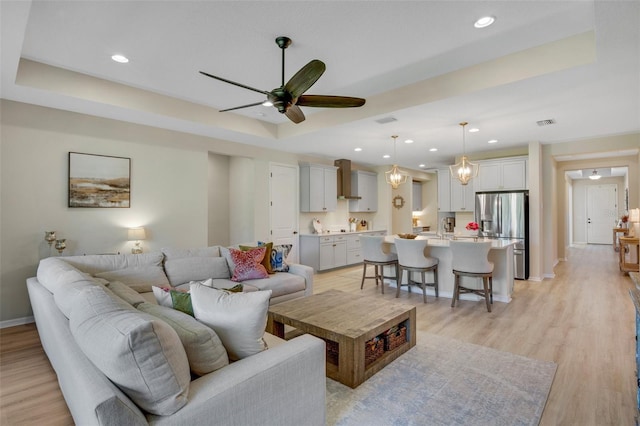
left=334, top=159, right=361, bottom=200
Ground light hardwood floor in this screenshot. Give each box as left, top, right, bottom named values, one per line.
left=0, top=244, right=636, bottom=425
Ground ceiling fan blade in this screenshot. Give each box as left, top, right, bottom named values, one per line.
left=219, top=101, right=265, bottom=112
left=284, top=60, right=326, bottom=99
left=199, top=71, right=270, bottom=96
left=285, top=104, right=305, bottom=123
left=297, top=95, right=366, bottom=108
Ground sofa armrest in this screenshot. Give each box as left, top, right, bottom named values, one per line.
left=286, top=263, right=314, bottom=297
left=149, top=334, right=326, bottom=426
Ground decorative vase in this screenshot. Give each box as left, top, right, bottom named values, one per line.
left=349, top=223, right=356, bottom=232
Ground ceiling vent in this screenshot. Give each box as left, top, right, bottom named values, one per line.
left=375, top=116, right=398, bottom=124
left=536, top=119, right=556, bottom=126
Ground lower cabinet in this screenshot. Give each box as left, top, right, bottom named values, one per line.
left=300, top=231, right=386, bottom=271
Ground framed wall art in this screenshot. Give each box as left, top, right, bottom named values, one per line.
left=68, top=152, right=131, bottom=208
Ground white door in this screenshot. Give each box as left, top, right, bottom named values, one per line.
left=270, top=163, right=300, bottom=262
left=587, top=184, right=617, bottom=244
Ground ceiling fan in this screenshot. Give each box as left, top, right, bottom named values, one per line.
left=199, top=36, right=366, bottom=124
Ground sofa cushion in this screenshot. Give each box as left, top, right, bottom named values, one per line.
left=69, top=286, right=190, bottom=416
left=190, top=284, right=271, bottom=361
left=136, top=302, right=229, bottom=376
left=229, top=247, right=269, bottom=282
left=242, top=272, right=306, bottom=299
left=60, top=252, right=165, bottom=275
left=105, top=280, right=146, bottom=307
left=95, top=265, right=170, bottom=293
left=269, top=244, right=293, bottom=272
left=162, top=247, right=229, bottom=286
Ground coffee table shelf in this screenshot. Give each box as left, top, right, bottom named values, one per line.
left=268, top=290, right=416, bottom=388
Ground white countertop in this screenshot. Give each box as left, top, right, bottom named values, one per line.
left=300, top=229, right=386, bottom=237
left=385, top=235, right=518, bottom=250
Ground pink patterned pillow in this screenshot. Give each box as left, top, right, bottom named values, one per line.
left=229, top=247, right=269, bottom=282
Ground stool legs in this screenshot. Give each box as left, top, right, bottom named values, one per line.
left=451, top=272, right=493, bottom=312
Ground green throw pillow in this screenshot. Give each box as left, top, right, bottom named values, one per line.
left=170, top=291, right=194, bottom=317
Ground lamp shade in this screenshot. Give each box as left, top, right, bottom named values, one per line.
left=128, top=227, right=146, bottom=241
left=629, top=208, right=640, bottom=223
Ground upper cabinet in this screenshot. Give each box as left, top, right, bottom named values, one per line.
left=476, top=157, right=528, bottom=192
left=299, top=163, right=338, bottom=212
left=412, top=181, right=423, bottom=212
left=437, top=169, right=452, bottom=212
left=349, top=170, right=378, bottom=212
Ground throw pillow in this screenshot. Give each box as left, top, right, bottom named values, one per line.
left=190, top=284, right=272, bottom=361
left=152, top=285, right=195, bottom=316
left=240, top=242, right=274, bottom=274
left=70, top=286, right=190, bottom=416
left=136, top=302, right=229, bottom=376
left=270, top=244, right=292, bottom=272
left=94, top=265, right=170, bottom=293
left=228, top=247, right=268, bottom=282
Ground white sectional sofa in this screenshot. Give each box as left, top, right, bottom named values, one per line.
left=26, top=246, right=325, bottom=426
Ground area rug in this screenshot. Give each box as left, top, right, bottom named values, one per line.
left=326, top=332, right=556, bottom=426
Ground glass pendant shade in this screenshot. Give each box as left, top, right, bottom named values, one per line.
left=385, top=135, right=408, bottom=188
left=449, top=122, right=479, bottom=186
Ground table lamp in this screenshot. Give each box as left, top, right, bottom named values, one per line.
left=128, top=227, right=146, bottom=254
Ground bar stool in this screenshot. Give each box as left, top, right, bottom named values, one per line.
left=360, top=235, right=398, bottom=294
left=394, top=237, right=439, bottom=303
left=449, top=240, right=494, bottom=312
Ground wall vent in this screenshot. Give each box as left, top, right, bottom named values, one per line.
left=375, top=116, right=398, bottom=124
left=536, top=119, right=556, bottom=126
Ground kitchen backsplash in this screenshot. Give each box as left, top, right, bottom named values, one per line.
left=299, top=200, right=376, bottom=234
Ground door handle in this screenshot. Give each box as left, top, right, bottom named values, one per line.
left=293, top=231, right=298, bottom=234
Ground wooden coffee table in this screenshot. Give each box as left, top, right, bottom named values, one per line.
left=267, top=289, right=416, bottom=388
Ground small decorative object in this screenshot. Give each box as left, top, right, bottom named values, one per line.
left=357, top=219, right=368, bottom=231
left=44, top=231, right=56, bottom=246
left=54, top=239, right=66, bottom=255
left=128, top=227, right=146, bottom=254
left=622, top=214, right=629, bottom=228
left=398, top=233, right=417, bottom=239
left=466, top=222, right=479, bottom=231
left=312, top=218, right=323, bottom=234
left=393, top=195, right=405, bottom=209
left=68, top=152, right=131, bottom=208
left=348, top=217, right=357, bottom=232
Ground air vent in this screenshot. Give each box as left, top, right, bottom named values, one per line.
left=536, top=119, right=556, bottom=126
left=375, top=116, right=398, bottom=124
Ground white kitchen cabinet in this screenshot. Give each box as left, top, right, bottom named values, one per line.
left=299, top=231, right=386, bottom=271
left=450, top=178, right=475, bottom=212
left=299, top=163, right=338, bottom=212
left=349, top=170, right=378, bottom=212
left=412, top=181, right=422, bottom=211
left=437, top=169, right=451, bottom=212
left=476, top=157, right=527, bottom=191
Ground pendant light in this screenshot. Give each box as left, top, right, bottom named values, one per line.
left=588, top=169, right=601, bottom=180
left=449, top=122, right=479, bottom=185
left=385, top=135, right=408, bottom=189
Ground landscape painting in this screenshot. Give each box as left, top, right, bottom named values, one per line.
left=68, top=152, right=130, bottom=208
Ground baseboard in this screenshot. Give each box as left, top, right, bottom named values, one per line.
left=527, top=276, right=544, bottom=282
left=543, top=273, right=556, bottom=279
left=0, top=316, right=35, bottom=329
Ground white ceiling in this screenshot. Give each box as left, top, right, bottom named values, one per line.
left=1, top=1, right=639, bottom=171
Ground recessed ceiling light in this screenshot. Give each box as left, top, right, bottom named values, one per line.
left=111, top=54, right=129, bottom=63
left=404, top=139, right=414, bottom=144
left=354, top=147, right=362, bottom=152
left=262, top=100, right=273, bottom=107
left=474, top=16, right=495, bottom=29
left=429, top=148, right=438, bottom=152
left=419, top=164, right=426, bottom=168
left=488, top=139, right=498, bottom=144
left=383, top=154, right=391, bottom=159
left=469, top=128, right=480, bottom=133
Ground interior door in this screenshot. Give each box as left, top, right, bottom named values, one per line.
left=587, top=184, right=617, bottom=244
left=270, top=163, right=300, bottom=262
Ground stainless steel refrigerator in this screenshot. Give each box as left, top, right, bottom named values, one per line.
left=475, top=190, right=529, bottom=280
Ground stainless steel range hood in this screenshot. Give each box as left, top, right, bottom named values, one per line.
left=334, top=159, right=361, bottom=199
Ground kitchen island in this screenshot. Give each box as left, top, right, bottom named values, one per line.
left=384, top=235, right=517, bottom=303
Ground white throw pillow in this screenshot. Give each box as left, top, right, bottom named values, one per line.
left=190, top=284, right=272, bottom=361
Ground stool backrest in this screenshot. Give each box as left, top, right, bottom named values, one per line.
left=394, top=237, right=431, bottom=268
left=449, top=240, right=493, bottom=273
left=360, top=235, right=395, bottom=262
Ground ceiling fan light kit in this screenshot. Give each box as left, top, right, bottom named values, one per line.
left=449, top=122, right=479, bottom=186
left=199, top=36, right=365, bottom=124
